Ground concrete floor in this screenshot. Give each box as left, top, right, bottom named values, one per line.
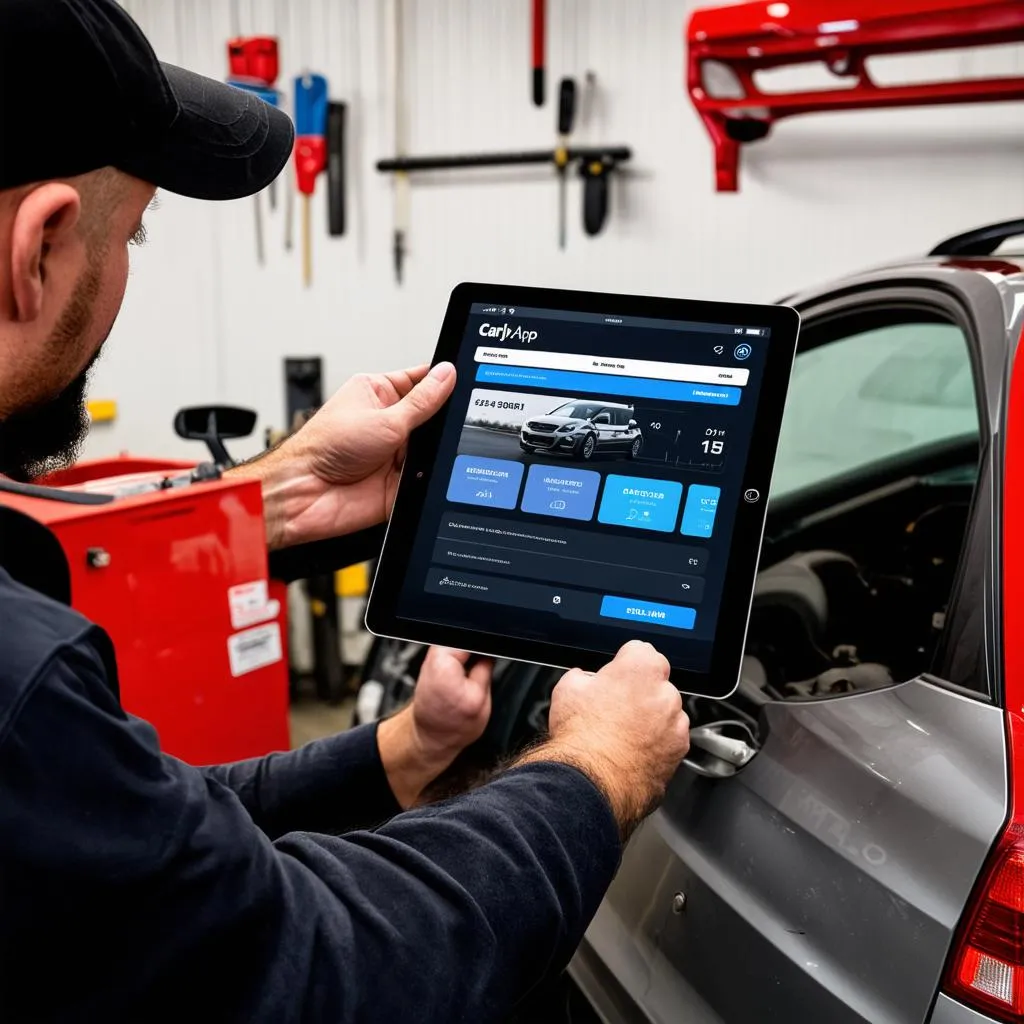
left=289, top=696, right=356, bottom=747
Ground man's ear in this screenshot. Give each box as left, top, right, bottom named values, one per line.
left=9, top=183, right=82, bottom=324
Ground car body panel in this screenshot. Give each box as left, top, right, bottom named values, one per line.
left=570, top=261, right=1024, bottom=1024
left=573, top=679, right=1007, bottom=1024
left=928, top=993, right=1004, bottom=1024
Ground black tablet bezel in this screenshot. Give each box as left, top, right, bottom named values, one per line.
left=366, top=282, right=800, bottom=699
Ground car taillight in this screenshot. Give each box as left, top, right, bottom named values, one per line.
left=945, top=825, right=1024, bottom=1020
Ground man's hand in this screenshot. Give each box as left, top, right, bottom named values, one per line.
left=377, top=647, right=493, bottom=809
left=230, top=363, right=456, bottom=550
left=514, top=640, right=690, bottom=840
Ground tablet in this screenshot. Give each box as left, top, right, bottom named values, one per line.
left=366, top=283, right=799, bottom=698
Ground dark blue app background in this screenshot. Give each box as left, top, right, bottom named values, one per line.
left=397, top=304, right=770, bottom=672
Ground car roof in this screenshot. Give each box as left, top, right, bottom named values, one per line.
left=781, top=220, right=1024, bottom=309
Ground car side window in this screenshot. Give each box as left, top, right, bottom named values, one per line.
left=771, top=321, right=979, bottom=498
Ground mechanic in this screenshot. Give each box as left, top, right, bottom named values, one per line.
left=0, top=2, right=691, bottom=1022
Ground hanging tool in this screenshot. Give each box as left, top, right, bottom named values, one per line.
left=377, top=144, right=631, bottom=249
left=294, top=73, right=328, bottom=287
left=228, top=34, right=282, bottom=209
left=284, top=167, right=295, bottom=251
left=392, top=0, right=409, bottom=284
left=228, top=35, right=279, bottom=83
left=555, top=77, right=576, bottom=250
left=531, top=0, right=546, bottom=106
left=579, top=155, right=614, bottom=236
left=327, top=101, right=347, bottom=237
left=378, top=145, right=629, bottom=174
left=226, top=36, right=281, bottom=267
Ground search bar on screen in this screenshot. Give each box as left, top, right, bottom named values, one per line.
left=474, top=347, right=749, bottom=387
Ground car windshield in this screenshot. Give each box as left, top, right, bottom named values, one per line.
left=551, top=402, right=606, bottom=419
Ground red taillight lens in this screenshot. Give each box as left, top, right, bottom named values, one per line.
left=945, top=833, right=1024, bottom=1020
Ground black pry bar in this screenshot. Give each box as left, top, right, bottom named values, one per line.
left=327, top=101, right=347, bottom=237
left=376, top=146, right=630, bottom=174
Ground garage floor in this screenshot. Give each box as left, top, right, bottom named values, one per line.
left=289, top=696, right=355, bottom=747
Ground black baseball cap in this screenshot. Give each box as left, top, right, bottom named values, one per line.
left=0, top=0, right=294, bottom=200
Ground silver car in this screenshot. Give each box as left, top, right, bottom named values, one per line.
left=565, top=218, right=1024, bottom=1024
left=520, top=400, right=643, bottom=461
left=360, top=220, right=1024, bottom=1024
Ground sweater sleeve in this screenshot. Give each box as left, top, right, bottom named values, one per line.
left=199, top=723, right=401, bottom=837
left=0, top=635, right=622, bottom=1024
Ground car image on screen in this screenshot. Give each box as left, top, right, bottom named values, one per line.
left=519, top=399, right=644, bottom=461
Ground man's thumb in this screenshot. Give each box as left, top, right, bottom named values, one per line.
left=387, top=362, right=456, bottom=434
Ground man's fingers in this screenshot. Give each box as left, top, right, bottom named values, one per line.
left=469, top=658, right=494, bottom=686
left=381, top=365, right=431, bottom=399
left=432, top=646, right=471, bottom=665
left=615, top=639, right=671, bottom=677
left=385, top=362, right=456, bottom=435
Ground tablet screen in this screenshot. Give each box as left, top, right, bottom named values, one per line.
left=393, top=298, right=779, bottom=674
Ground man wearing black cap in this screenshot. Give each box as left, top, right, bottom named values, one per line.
left=0, top=2, right=691, bottom=1021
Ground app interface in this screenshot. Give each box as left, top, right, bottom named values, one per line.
left=397, top=302, right=771, bottom=671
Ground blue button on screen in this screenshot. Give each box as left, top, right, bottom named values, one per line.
left=600, top=596, right=696, bottom=630
left=681, top=484, right=721, bottom=538
left=474, top=365, right=741, bottom=406
left=598, top=475, right=683, bottom=533
left=521, top=464, right=601, bottom=520
left=446, top=455, right=524, bottom=509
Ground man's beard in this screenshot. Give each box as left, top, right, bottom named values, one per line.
left=0, top=262, right=104, bottom=482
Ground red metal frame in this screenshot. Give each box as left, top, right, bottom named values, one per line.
left=686, top=0, right=1024, bottom=191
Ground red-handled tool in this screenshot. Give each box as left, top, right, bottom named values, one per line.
left=294, top=73, right=328, bottom=287
left=531, top=0, right=546, bottom=106
left=227, top=35, right=279, bottom=86
left=226, top=36, right=281, bottom=262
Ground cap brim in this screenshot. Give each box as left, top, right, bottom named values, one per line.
left=118, top=64, right=294, bottom=201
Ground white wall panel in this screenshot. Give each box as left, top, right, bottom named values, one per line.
left=87, top=0, right=1024, bottom=462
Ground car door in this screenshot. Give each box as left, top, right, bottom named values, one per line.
left=570, top=280, right=1010, bottom=1024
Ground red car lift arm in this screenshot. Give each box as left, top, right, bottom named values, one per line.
left=686, top=0, right=1024, bottom=192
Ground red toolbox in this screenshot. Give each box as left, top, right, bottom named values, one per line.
left=0, top=456, right=290, bottom=765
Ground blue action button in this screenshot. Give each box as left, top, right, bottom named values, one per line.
left=446, top=455, right=524, bottom=509
left=600, top=595, right=696, bottom=630
left=681, top=484, right=721, bottom=538
left=598, top=475, right=683, bottom=532
left=734, top=343, right=752, bottom=360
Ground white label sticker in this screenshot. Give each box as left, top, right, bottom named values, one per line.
left=228, top=580, right=280, bottom=629
left=227, top=623, right=283, bottom=677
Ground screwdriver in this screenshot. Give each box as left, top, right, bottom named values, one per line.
left=531, top=0, right=546, bottom=106
left=555, top=77, right=577, bottom=250
left=294, top=73, right=328, bottom=287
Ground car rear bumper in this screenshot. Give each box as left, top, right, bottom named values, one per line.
left=927, top=993, right=999, bottom=1023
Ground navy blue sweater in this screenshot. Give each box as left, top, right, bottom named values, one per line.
left=0, top=569, right=621, bottom=1022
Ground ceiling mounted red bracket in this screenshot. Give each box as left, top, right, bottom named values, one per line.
left=686, top=0, right=1024, bottom=192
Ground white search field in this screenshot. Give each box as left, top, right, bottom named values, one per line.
left=474, top=346, right=750, bottom=387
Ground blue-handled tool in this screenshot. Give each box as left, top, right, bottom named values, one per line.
left=294, top=73, right=329, bottom=286
left=294, top=72, right=328, bottom=135
left=226, top=80, right=280, bottom=266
